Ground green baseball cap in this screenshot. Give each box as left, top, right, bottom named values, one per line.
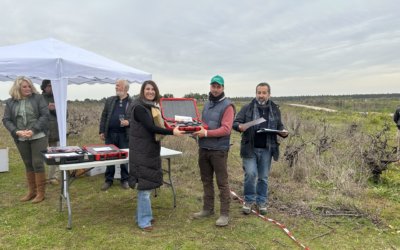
left=210, top=75, right=224, bottom=86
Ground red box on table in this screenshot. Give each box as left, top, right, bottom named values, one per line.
left=82, top=144, right=128, bottom=161
left=159, top=98, right=208, bottom=132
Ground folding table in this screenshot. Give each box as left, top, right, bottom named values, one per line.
left=58, top=147, right=182, bottom=229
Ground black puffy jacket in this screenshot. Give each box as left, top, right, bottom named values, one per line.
left=128, top=99, right=163, bottom=190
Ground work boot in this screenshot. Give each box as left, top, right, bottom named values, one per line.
left=120, top=181, right=129, bottom=190
left=215, top=215, right=229, bottom=227
left=32, top=172, right=46, bottom=203
left=101, top=182, right=112, bottom=191
left=193, top=210, right=214, bottom=219
left=20, top=172, right=36, bottom=202
left=142, top=226, right=153, bottom=232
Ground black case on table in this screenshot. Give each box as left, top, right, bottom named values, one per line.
left=42, top=146, right=94, bottom=165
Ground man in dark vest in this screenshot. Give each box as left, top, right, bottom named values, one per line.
left=233, top=82, right=288, bottom=215
left=99, top=79, right=132, bottom=191
left=192, top=75, right=235, bottom=227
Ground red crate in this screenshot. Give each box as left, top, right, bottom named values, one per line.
left=83, top=144, right=128, bottom=161
left=159, top=98, right=208, bottom=132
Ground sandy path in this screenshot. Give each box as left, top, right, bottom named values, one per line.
left=288, top=103, right=337, bottom=112
left=288, top=103, right=395, bottom=117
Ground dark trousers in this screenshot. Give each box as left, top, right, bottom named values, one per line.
left=198, top=148, right=230, bottom=216
left=105, top=132, right=129, bottom=183
left=16, top=136, right=48, bottom=173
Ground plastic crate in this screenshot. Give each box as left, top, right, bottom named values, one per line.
left=83, top=144, right=128, bottom=161
left=0, top=148, right=9, bottom=172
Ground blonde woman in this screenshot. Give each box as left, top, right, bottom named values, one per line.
left=2, top=76, right=49, bottom=203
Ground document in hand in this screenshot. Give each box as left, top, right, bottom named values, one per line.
left=241, top=117, right=266, bottom=131
left=256, top=128, right=286, bottom=133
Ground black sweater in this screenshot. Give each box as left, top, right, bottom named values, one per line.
left=133, top=105, right=173, bottom=135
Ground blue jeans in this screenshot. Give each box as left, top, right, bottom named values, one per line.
left=243, top=148, right=272, bottom=205
left=136, top=190, right=153, bottom=229
left=105, top=132, right=129, bottom=183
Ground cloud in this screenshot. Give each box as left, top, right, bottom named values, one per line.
left=0, top=0, right=399, bottom=99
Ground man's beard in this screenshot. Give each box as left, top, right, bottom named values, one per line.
left=116, top=91, right=124, bottom=97
left=256, top=98, right=267, bottom=105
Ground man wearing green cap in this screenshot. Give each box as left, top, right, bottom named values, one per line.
left=192, top=75, right=235, bottom=227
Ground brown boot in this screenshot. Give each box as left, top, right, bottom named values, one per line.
left=20, top=172, right=37, bottom=202
left=32, top=172, right=46, bottom=203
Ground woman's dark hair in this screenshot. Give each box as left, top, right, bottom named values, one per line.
left=41, top=79, right=51, bottom=91
left=140, top=80, right=160, bottom=103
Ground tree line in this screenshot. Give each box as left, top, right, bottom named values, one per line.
left=3, top=93, right=398, bottom=104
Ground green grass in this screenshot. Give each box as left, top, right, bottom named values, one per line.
left=1, top=101, right=400, bottom=249
left=1, top=140, right=399, bottom=249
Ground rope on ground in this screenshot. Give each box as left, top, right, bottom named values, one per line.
left=230, top=190, right=310, bottom=250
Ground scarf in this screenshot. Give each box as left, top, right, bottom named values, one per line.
left=139, top=98, right=166, bottom=141
left=140, top=98, right=157, bottom=108
left=252, top=99, right=277, bottom=131
left=208, top=92, right=225, bottom=103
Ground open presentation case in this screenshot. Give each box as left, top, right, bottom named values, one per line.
left=42, top=146, right=94, bottom=165
left=82, top=144, right=128, bottom=161
left=159, top=98, right=208, bottom=132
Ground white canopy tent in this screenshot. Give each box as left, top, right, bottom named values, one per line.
left=0, top=38, right=151, bottom=146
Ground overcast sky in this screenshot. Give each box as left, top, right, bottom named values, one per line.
left=0, top=0, right=399, bottom=100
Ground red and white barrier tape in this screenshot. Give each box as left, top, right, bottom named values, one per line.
left=230, top=190, right=310, bottom=250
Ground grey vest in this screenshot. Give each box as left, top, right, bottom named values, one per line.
left=199, top=98, right=233, bottom=151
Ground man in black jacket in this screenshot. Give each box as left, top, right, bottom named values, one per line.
left=41, top=80, right=60, bottom=185
left=394, top=106, right=400, bottom=157
left=99, top=79, right=132, bottom=191
left=233, top=82, right=288, bottom=215
left=394, top=107, right=400, bottom=130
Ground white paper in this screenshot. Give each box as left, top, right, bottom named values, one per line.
left=241, top=117, right=266, bottom=131
left=92, top=147, right=113, bottom=152
left=175, top=115, right=193, bottom=122
left=256, top=128, right=286, bottom=133
left=44, top=152, right=81, bottom=158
